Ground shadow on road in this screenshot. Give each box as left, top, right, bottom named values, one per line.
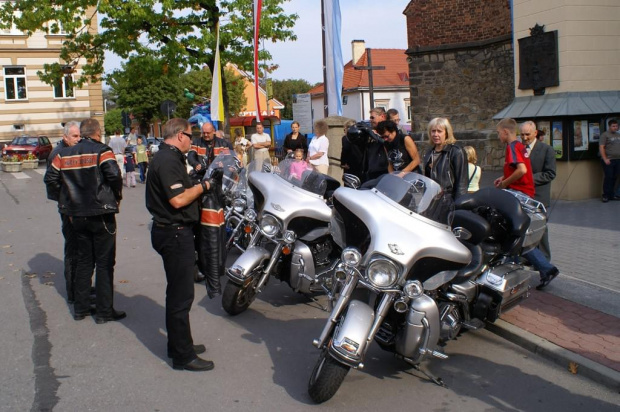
left=427, top=337, right=620, bottom=411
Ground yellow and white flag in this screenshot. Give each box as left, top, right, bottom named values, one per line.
left=210, top=22, right=224, bottom=122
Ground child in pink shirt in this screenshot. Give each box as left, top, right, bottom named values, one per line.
left=289, top=148, right=311, bottom=181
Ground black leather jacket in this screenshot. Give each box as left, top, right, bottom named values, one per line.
left=422, top=144, right=468, bottom=200
left=187, top=137, right=233, bottom=170
left=44, top=137, right=123, bottom=216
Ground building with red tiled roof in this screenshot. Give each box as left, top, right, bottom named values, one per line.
left=309, top=40, right=411, bottom=125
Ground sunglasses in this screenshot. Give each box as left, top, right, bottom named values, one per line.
left=181, top=131, right=192, bottom=139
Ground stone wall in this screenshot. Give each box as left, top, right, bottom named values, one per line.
left=409, top=40, right=514, bottom=135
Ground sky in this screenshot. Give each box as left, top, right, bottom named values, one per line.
left=103, top=0, right=410, bottom=85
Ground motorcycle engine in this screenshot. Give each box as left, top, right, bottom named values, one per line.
left=310, top=238, right=333, bottom=268
left=438, top=302, right=462, bottom=342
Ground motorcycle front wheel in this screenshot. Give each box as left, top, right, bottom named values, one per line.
left=222, top=279, right=257, bottom=315
left=308, top=349, right=350, bottom=403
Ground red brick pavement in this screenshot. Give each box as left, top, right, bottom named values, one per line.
left=500, top=289, right=620, bottom=372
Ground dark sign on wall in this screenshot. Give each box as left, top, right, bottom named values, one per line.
left=518, top=24, right=559, bottom=95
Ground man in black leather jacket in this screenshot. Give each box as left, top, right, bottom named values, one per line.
left=44, top=118, right=125, bottom=324
left=187, top=122, right=233, bottom=174
left=45, top=121, right=82, bottom=304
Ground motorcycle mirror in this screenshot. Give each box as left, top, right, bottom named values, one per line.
left=343, top=173, right=361, bottom=189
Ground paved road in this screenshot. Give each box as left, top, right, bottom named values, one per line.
left=1, top=168, right=619, bottom=411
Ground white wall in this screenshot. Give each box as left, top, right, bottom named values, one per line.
left=311, top=89, right=411, bottom=125
left=514, top=0, right=620, bottom=96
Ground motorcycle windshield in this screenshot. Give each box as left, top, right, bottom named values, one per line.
left=204, top=153, right=242, bottom=194
left=274, top=158, right=327, bottom=197
left=374, top=172, right=454, bottom=225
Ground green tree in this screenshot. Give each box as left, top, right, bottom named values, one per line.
left=104, top=108, right=123, bottom=136
left=272, top=78, right=312, bottom=119
left=107, top=55, right=182, bottom=131
left=0, top=0, right=298, bottom=123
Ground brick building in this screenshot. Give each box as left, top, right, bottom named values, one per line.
left=403, top=0, right=514, bottom=167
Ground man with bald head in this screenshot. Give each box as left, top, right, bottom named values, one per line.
left=520, top=120, right=556, bottom=259
left=187, top=122, right=233, bottom=173
left=46, top=121, right=82, bottom=303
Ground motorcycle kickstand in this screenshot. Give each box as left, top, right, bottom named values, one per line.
left=303, top=293, right=328, bottom=311
left=410, top=363, right=446, bottom=388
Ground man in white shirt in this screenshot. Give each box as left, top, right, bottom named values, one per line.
left=108, top=130, right=127, bottom=178
left=250, top=123, right=271, bottom=166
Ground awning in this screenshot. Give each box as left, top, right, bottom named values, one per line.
left=494, top=91, right=620, bottom=119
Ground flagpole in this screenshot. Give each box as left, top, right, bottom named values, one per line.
left=321, top=0, right=328, bottom=118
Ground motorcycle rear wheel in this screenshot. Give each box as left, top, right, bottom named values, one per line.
left=222, top=280, right=257, bottom=315
left=308, top=349, right=350, bottom=403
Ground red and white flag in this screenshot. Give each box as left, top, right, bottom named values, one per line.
left=253, top=0, right=263, bottom=123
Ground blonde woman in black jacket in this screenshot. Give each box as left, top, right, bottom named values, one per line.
left=421, top=117, right=468, bottom=200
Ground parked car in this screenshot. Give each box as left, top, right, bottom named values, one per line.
left=2, top=135, right=53, bottom=161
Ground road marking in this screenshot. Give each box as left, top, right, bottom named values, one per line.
left=11, top=172, right=30, bottom=179
left=34, top=168, right=45, bottom=175
left=559, top=273, right=620, bottom=293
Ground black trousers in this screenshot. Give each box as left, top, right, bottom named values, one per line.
left=72, top=214, right=117, bottom=316
left=60, top=213, right=78, bottom=301
left=151, top=225, right=197, bottom=364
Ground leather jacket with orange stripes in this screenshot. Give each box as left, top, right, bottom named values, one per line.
left=187, top=137, right=233, bottom=171
left=44, top=137, right=123, bottom=216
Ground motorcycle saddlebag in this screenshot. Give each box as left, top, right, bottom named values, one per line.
left=521, top=209, right=546, bottom=250
left=476, top=263, right=532, bottom=316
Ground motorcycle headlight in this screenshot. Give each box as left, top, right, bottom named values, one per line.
left=366, top=258, right=399, bottom=288
left=244, top=208, right=257, bottom=222
left=260, top=214, right=281, bottom=237
left=232, top=197, right=246, bottom=213
left=403, top=280, right=424, bottom=298
left=341, top=247, right=361, bottom=268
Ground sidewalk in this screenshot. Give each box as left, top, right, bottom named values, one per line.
left=490, top=290, right=620, bottom=390
left=477, top=172, right=620, bottom=390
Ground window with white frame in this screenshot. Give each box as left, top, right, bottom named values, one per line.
left=374, top=99, right=389, bottom=110
left=405, top=98, right=411, bottom=122
left=4, top=67, right=28, bottom=100
left=0, top=7, right=22, bottom=35
left=54, top=74, right=74, bottom=98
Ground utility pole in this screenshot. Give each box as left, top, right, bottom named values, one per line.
left=320, top=0, right=328, bottom=118
left=354, top=48, right=385, bottom=109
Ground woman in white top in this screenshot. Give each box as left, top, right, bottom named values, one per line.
left=464, top=146, right=481, bottom=193
left=308, top=119, right=330, bottom=174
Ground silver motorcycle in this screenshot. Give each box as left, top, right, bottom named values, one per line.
left=223, top=160, right=260, bottom=254
left=222, top=157, right=342, bottom=315
left=308, top=172, right=545, bottom=403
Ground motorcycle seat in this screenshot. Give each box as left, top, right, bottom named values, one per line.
left=453, top=241, right=484, bottom=283
left=454, top=188, right=530, bottom=255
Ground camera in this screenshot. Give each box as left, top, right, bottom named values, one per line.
left=347, top=121, right=382, bottom=146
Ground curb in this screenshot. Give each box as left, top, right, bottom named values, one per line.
left=487, top=319, right=620, bottom=392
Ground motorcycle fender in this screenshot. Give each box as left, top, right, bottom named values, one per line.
left=226, top=246, right=271, bottom=285
left=328, top=299, right=375, bottom=366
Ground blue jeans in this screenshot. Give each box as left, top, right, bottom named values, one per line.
left=138, top=162, right=148, bottom=183
left=523, top=247, right=557, bottom=279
